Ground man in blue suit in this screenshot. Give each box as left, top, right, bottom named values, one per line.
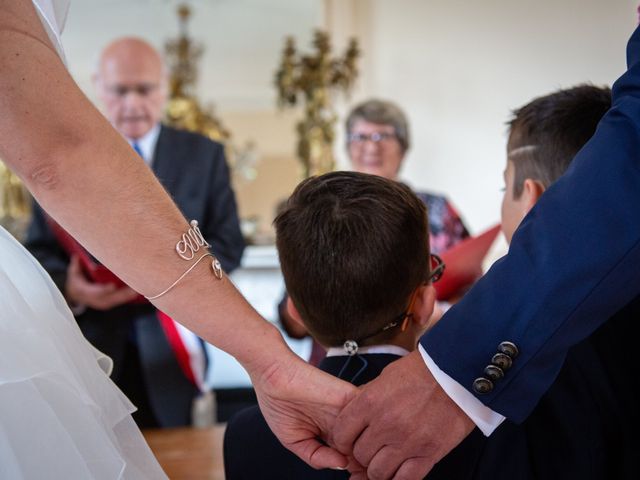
left=333, top=23, right=640, bottom=480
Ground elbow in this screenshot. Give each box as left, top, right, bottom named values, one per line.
left=27, top=162, right=62, bottom=191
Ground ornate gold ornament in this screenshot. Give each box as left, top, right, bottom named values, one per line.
left=274, top=31, right=359, bottom=178
left=164, top=4, right=231, bottom=143
left=164, top=4, right=258, bottom=182
left=0, top=161, right=31, bottom=241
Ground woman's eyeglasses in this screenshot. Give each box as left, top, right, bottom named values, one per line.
left=348, top=132, right=397, bottom=145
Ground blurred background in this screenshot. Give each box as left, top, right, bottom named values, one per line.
left=1, top=0, right=637, bottom=426
left=54, top=0, right=636, bottom=238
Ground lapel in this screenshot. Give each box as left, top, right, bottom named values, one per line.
left=152, top=125, right=181, bottom=188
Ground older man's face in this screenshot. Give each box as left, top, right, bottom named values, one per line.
left=95, top=42, right=167, bottom=140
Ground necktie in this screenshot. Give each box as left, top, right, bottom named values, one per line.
left=132, top=142, right=144, bottom=159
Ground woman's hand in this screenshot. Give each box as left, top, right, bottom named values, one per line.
left=250, top=350, right=358, bottom=470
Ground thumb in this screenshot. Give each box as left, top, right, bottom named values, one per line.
left=68, top=255, right=82, bottom=274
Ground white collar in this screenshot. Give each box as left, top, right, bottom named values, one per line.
left=325, top=344, right=411, bottom=358
left=127, top=124, right=161, bottom=165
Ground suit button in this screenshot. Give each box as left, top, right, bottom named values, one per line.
left=492, top=353, right=513, bottom=370
left=473, top=377, right=494, bottom=394
left=498, top=341, right=519, bottom=358
left=484, top=365, right=504, bottom=381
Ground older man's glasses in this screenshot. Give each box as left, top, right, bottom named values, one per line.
left=106, top=83, right=159, bottom=98
left=348, top=132, right=397, bottom=144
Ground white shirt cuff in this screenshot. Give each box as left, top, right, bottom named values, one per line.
left=418, top=344, right=505, bottom=436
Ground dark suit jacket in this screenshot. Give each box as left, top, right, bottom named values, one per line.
left=225, top=333, right=636, bottom=480
left=224, top=354, right=404, bottom=480
left=421, top=25, right=640, bottom=422
left=25, top=125, right=245, bottom=427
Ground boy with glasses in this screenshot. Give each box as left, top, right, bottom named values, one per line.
left=225, top=85, right=634, bottom=479
left=224, top=171, right=453, bottom=479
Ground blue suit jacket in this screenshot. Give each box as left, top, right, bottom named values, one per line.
left=422, top=26, right=640, bottom=421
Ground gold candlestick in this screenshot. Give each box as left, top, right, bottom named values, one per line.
left=275, top=31, right=359, bottom=178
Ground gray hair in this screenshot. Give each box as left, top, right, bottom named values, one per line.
left=346, top=99, right=410, bottom=152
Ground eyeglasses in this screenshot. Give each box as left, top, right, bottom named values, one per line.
left=344, top=253, right=447, bottom=350
left=429, top=253, right=445, bottom=283
left=106, top=83, right=159, bottom=98
left=348, top=132, right=397, bottom=144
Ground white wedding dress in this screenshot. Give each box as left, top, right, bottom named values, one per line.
left=0, top=1, right=167, bottom=478
left=0, top=226, right=167, bottom=479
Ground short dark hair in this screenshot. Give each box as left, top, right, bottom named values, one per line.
left=346, top=99, right=410, bottom=152
left=274, top=171, right=429, bottom=347
left=507, top=84, right=611, bottom=197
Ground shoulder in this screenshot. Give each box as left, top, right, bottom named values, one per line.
left=224, top=406, right=280, bottom=463
left=224, top=405, right=329, bottom=479
left=159, top=125, right=225, bottom=154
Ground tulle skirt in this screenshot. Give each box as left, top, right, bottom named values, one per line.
left=0, top=226, right=167, bottom=479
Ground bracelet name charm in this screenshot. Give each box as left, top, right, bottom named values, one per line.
left=144, top=220, right=223, bottom=300
left=176, top=220, right=211, bottom=260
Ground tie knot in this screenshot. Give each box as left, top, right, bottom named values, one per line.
left=132, top=142, right=143, bottom=158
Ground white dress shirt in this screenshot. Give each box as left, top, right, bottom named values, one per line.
left=127, top=124, right=161, bottom=166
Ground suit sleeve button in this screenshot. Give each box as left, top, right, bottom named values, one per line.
left=498, top=341, right=519, bottom=358
left=492, top=353, right=513, bottom=370
left=472, top=377, right=494, bottom=394
left=484, top=364, right=504, bottom=381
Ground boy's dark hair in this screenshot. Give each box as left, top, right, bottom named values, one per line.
left=274, top=171, right=429, bottom=347
left=507, top=84, right=611, bottom=197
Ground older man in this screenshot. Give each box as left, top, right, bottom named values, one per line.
left=25, top=37, right=245, bottom=428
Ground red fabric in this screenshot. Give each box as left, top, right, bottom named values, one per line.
left=156, top=310, right=196, bottom=385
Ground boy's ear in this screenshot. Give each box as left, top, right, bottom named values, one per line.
left=411, top=284, right=436, bottom=328
left=285, top=295, right=306, bottom=328
left=522, top=178, right=546, bottom=214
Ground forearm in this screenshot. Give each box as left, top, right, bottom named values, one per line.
left=0, top=1, right=289, bottom=377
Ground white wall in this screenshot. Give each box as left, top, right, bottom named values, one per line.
left=329, top=0, right=636, bottom=232
left=328, top=0, right=637, bottom=232
left=60, top=0, right=638, bottom=234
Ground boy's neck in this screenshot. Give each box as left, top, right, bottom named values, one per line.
left=325, top=343, right=411, bottom=357
left=322, top=331, right=420, bottom=356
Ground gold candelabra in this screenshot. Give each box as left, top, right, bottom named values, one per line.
left=164, top=4, right=259, bottom=182
left=164, top=4, right=231, bottom=143
left=0, top=160, right=31, bottom=241
left=275, top=31, right=359, bottom=178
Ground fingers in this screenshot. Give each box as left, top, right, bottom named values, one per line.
left=294, top=438, right=349, bottom=471
left=391, top=458, right=434, bottom=480
left=365, top=446, right=403, bottom=480
left=349, top=472, right=368, bottom=480
left=66, top=256, right=139, bottom=309
left=68, top=254, right=82, bottom=275
left=332, top=388, right=371, bottom=455
left=351, top=425, right=382, bottom=469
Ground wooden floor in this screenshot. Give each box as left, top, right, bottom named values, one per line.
left=143, top=425, right=227, bottom=480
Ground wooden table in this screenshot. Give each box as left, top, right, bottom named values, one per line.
left=143, top=425, right=227, bottom=480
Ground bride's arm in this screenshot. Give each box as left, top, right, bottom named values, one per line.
left=0, top=0, right=354, bottom=468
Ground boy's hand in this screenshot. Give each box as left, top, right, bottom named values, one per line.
left=332, top=350, right=475, bottom=479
